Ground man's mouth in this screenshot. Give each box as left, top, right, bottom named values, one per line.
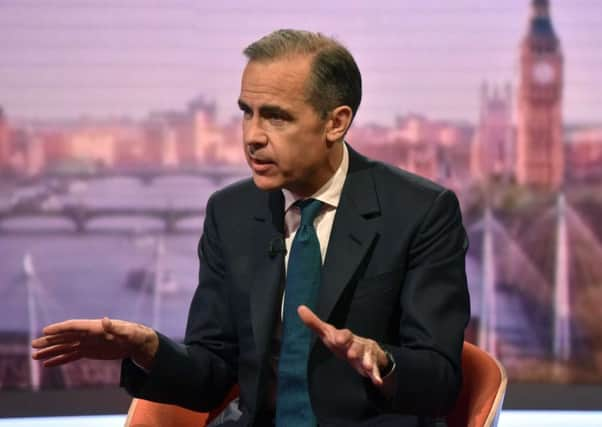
left=251, top=157, right=272, bottom=164
left=249, top=156, right=275, bottom=172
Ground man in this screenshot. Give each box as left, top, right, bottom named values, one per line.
left=32, top=29, right=470, bottom=426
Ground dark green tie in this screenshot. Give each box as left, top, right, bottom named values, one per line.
left=276, top=198, right=323, bottom=427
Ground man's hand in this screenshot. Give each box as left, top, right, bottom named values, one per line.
left=298, top=305, right=391, bottom=387
left=31, top=317, right=159, bottom=370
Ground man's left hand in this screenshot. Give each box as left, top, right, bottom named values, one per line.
left=298, top=305, right=390, bottom=387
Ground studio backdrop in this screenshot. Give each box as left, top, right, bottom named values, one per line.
left=0, top=0, right=601, bottom=415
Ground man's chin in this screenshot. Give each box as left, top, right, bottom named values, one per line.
left=251, top=174, right=283, bottom=192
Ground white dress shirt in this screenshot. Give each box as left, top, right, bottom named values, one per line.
left=282, top=142, right=349, bottom=269
left=280, top=143, right=349, bottom=314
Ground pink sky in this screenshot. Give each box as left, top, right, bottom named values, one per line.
left=0, top=0, right=600, bottom=125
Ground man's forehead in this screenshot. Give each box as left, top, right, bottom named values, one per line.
left=245, top=53, right=313, bottom=72
left=239, top=57, right=312, bottom=106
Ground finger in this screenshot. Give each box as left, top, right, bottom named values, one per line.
left=102, top=317, right=140, bottom=342
left=362, top=349, right=374, bottom=372
left=101, top=317, right=122, bottom=336
left=370, top=361, right=383, bottom=386
left=32, top=343, right=79, bottom=361
left=43, top=319, right=101, bottom=335
left=297, top=305, right=331, bottom=338
left=341, top=334, right=367, bottom=372
left=43, top=351, right=82, bottom=368
left=362, top=351, right=383, bottom=386
left=32, top=332, right=83, bottom=349
left=101, top=317, right=117, bottom=341
left=346, top=344, right=373, bottom=378
left=346, top=346, right=369, bottom=378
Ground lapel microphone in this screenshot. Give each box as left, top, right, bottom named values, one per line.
left=268, top=236, right=287, bottom=258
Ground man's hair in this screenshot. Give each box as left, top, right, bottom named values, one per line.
left=243, top=29, right=362, bottom=121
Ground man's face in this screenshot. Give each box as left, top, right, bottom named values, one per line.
left=238, top=55, right=336, bottom=196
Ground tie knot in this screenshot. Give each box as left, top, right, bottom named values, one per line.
left=296, top=198, right=323, bottom=226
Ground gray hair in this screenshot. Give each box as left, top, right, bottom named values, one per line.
left=243, top=29, right=362, bottom=121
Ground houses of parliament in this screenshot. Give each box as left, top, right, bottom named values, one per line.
left=1, top=0, right=600, bottom=191
left=517, top=0, right=564, bottom=190
left=472, top=0, right=565, bottom=191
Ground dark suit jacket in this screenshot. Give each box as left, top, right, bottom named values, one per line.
left=121, top=145, right=470, bottom=427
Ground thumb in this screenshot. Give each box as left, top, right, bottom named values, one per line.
left=101, top=316, right=113, bottom=333
left=101, top=317, right=127, bottom=338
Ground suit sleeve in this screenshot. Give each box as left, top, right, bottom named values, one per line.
left=120, top=194, right=238, bottom=411
left=386, top=189, right=470, bottom=415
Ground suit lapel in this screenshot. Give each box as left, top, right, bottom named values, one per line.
left=246, top=147, right=382, bottom=382
left=249, top=190, right=285, bottom=360
left=315, top=146, right=381, bottom=325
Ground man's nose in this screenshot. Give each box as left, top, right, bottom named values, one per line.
left=243, top=117, right=268, bottom=147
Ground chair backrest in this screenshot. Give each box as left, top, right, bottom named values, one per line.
left=124, top=343, right=506, bottom=427
left=124, top=398, right=209, bottom=427
left=124, top=386, right=239, bottom=427
left=446, top=341, right=507, bottom=427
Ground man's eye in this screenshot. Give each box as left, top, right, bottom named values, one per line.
left=241, top=110, right=252, bottom=119
left=266, top=113, right=288, bottom=125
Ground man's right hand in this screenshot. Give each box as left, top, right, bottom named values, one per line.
left=31, top=317, right=159, bottom=371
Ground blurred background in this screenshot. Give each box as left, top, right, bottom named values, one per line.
left=0, top=0, right=601, bottom=421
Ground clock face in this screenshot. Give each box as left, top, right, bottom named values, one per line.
left=532, top=61, right=556, bottom=85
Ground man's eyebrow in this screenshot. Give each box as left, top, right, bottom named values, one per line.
left=237, top=100, right=294, bottom=120
left=259, top=105, right=293, bottom=119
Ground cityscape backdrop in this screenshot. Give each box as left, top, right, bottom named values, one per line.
left=1, top=0, right=601, bottom=393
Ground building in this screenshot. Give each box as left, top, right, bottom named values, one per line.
left=67, top=128, right=116, bottom=168
left=438, top=123, right=473, bottom=187
left=471, top=82, right=515, bottom=182
left=42, top=131, right=71, bottom=169
left=516, top=0, right=564, bottom=190
left=189, top=96, right=222, bottom=164
left=189, top=96, right=244, bottom=165
left=566, top=128, right=602, bottom=182
left=0, top=108, right=9, bottom=171
left=143, top=117, right=179, bottom=168
left=9, top=128, right=45, bottom=176
left=148, top=110, right=196, bottom=167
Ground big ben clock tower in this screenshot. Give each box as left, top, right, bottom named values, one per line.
left=516, top=0, right=564, bottom=190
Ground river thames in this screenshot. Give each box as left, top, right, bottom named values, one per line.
left=0, top=171, right=249, bottom=339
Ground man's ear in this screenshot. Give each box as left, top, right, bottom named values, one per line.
left=325, top=106, right=353, bottom=143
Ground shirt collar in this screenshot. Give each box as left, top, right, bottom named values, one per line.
left=282, top=142, right=349, bottom=212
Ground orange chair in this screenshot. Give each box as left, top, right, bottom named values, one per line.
left=124, top=342, right=506, bottom=427
left=446, top=341, right=507, bottom=427
left=124, top=386, right=239, bottom=427
left=124, top=399, right=209, bottom=427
